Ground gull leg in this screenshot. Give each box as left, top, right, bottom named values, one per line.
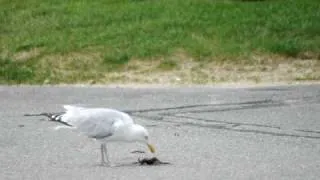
left=103, top=144, right=111, bottom=165
left=100, top=144, right=107, bottom=166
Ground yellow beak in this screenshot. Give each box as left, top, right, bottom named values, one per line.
left=147, top=143, right=156, bottom=153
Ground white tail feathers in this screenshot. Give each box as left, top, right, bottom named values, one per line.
left=64, top=105, right=78, bottom=111
left=63, top=105, right=86, bottom=112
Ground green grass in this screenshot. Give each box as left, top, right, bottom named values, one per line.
left=157, top=59, right=178, bottom=71
left=0, top=58, right=35, bottom=83
left=1, top=0, right=320, bottom=84
left=103, top=51, right=130, bottom=71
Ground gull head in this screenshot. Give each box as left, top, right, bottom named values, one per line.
left=131, top=124, right=156, bottom=153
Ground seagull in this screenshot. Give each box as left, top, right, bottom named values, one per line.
left=25, top=105, right=156, bottom=166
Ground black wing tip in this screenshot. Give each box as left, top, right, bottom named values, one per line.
left=24, top=112, right=72, bottom=127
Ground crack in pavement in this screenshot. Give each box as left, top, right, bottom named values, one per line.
left=128, top=98, right=320, bottom=140
left=123, top=100, right=273, bottom=114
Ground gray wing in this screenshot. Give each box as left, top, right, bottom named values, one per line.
left=61, top=105, right=133, bottom=139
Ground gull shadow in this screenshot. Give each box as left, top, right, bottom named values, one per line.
left=89, top=161, right=172, bottom=168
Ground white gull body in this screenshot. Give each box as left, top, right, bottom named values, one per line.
left=59, top=105, right=155, bottom=165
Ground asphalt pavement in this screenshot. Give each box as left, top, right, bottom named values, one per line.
left=0, top=84, right=319, bottom=180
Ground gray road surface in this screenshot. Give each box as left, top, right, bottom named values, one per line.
left=0, top=84, right=319, bottom=180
